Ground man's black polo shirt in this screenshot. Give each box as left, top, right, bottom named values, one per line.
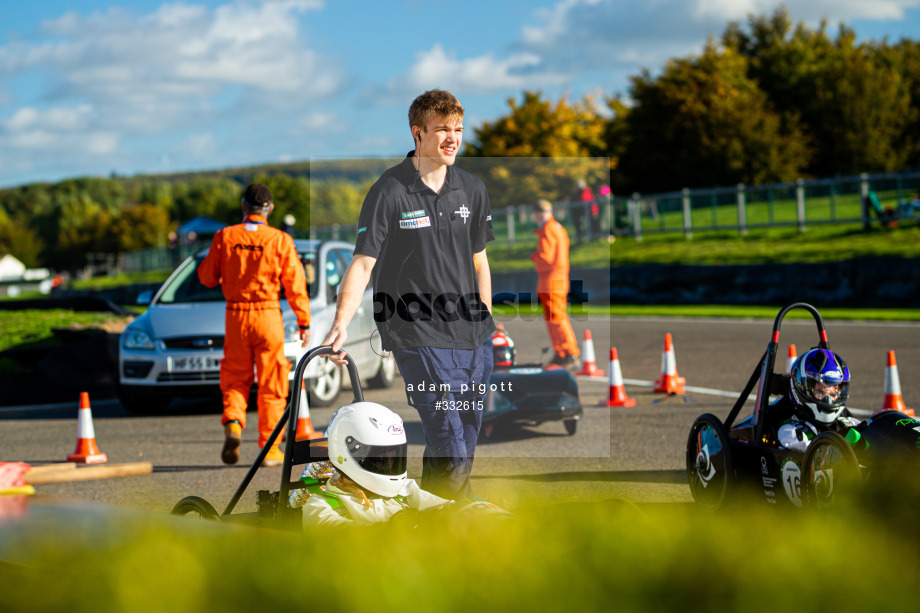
left=354, top=152, right=497, bottom=351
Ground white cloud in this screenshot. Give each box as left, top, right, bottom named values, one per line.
left=0, top=0, right=344, bottom=183
left=1, top=104, right=118, bottom=154
left=517, top=0, right=920, bottom=78
left=0, top=2, right=340, bottom=142
left=177, top=132, right=218, bottom=160
left=299, top=111, right=341, bottom=132
left=693, top=0, right=920, bottom=22
left=369, top=43, right=569, bottom=104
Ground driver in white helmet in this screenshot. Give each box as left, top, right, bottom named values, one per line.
left=289, top=401, right=505, bottom=526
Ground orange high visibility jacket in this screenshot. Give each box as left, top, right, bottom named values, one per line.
left=198, top=214, right=311, bottom=326
left=530, top=217, right=570, bottom=287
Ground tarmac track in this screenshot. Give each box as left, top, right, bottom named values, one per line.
left=2, top=314, right=918, bottom=515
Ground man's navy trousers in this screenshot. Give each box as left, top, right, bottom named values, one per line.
left=392, top=340, right=493, bottom=500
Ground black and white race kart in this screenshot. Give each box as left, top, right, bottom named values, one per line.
left=480, top=324, right=583, bottom=439
left=687, top=302, right=920, bottom=510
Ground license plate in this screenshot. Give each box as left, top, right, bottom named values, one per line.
left=170, top=355, right=221, bottom=372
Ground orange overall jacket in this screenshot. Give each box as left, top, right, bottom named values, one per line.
left=531, top=217, right=579, bottom=358
left=198, top=215, right=311, bottom=447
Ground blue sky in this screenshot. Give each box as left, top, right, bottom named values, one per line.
left=1, top=0, right=919, bottom=187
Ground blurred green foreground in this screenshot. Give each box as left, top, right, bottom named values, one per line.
left=1, top=492, right=919, bottom=612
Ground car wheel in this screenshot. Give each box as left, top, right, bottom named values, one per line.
left=308, top=357, right=342, bottom=407
left=686, top=413, right=734, bottom=511
left=802, top=431, right=860, bottom=508
left=171, top=496, right=221, bottom=520
left=563, top=418, right=578, bottom=435
left=367, top=352, right=397, bottom=389
left=117, top=388, right=172, bottom=414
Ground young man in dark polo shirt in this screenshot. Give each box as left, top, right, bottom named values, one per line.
left=321, top=89, right=496, bottom=499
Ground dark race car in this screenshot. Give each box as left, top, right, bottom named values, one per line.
left=480, top=324, right=583, bottom=439
left=687, top=302, right=920, bottom=510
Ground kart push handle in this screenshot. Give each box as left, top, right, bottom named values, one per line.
left=724, top=302, right=829, bottom=433
left=751, top=302, right=828, bottom=440
left=770, top=302, right=829, bottom=349
left=222, top=345, right=362, bottom=517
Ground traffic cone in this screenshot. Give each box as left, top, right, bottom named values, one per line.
left=67, top=392, right=107, bottom=464
left=653, top=333, right=686, bottom=394
left=880, top=350, right=914, bottom=417
left=576, top=329, right=605, bottom=377
left=600, top=348, right=636, bottom=407
left=785, top=344, right=798, bottom=374
left=295, top=378, right=322, bottom=441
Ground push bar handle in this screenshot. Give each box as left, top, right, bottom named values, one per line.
left=290, top=345, right=364, bottom=405
left=222, top=346, right=363, bottom=517
left=771, top=302, right=828, bottom=349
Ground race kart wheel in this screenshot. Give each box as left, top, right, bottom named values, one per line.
left=171, top=496, right=221, bottom=520
left=802, top=431, right=860, bottom=508
left=686, top=414, right=734, bottom=511
left=563, top=418, right=578, bottom=435
left=308, top=357, right=343, bottom=407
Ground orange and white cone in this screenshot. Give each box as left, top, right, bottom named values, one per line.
left=785, top=344, right=798, bottom=374
left=67, top=392, right=108, bottom=464
left=601, top=348, right=636, bottom=407
left=653, top=333, right=686, bottom=395
left=295, top=378, right=322, bottom=441
left=576, top=329, right=605, bottom=377
left=880, top=350, right=914, bottom=417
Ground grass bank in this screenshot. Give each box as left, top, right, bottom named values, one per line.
left=487, top=222, right=920, bottom=271
left=1, top=303, right=918, bottom=358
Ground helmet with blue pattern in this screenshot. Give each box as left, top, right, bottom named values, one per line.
left=789, top=348, right=850, bottom=425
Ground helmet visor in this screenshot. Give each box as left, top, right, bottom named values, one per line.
left=346, top=438, right=408, bottom=476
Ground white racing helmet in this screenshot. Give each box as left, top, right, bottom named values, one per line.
left=326, top=401, right=408, bottom=498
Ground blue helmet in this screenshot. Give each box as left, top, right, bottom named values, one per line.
left=789, top=348, right=850, bottom=425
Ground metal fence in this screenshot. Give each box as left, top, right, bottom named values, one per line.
left=120, top=169, right=920, bottom=273
left=309, top=170, right=920, bottom=246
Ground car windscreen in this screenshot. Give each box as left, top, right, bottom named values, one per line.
left=155, top=257, right=224, bottom=304
left=157, top=251, right=319, bottom=305
left=279, top=252, right=320, bottom=301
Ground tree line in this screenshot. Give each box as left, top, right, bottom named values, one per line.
left=472, top=8, right=920, bottom=196
left=2, top=8, right=918, bottom=270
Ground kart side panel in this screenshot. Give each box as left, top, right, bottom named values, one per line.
left=484, top=365, right=583, bottom=425
left=731, top=440, right=806, bottom=507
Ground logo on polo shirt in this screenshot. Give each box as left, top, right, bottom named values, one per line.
left=399, top=216, right=431, bottom=230
left=454, top=205, right=470, bottom=224
left=401, top=209, right=426, bottom=220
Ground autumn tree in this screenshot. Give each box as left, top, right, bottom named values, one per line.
left=618, top=41, right=810, bottom=193
left=252, top=173, right=311, bottom=230
left=464, top=91, right=609, bottom=208
left=309, top=180, right=364, bottom=227
left=171, top=177, right=242, bottom=223
left=724, top=7, right=916, bottom=175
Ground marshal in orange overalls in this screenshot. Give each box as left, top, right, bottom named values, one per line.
left=198, top=214, right=311, bottom=448
left=531, top=216, right=580, bottom=360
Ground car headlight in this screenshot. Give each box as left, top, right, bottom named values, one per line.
left=122, top=328, right=156, bottom=350
left=284, top=323, right=303, bottom=344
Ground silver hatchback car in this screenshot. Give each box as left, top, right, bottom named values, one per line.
left=117, top=239, right=396, bottom=413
